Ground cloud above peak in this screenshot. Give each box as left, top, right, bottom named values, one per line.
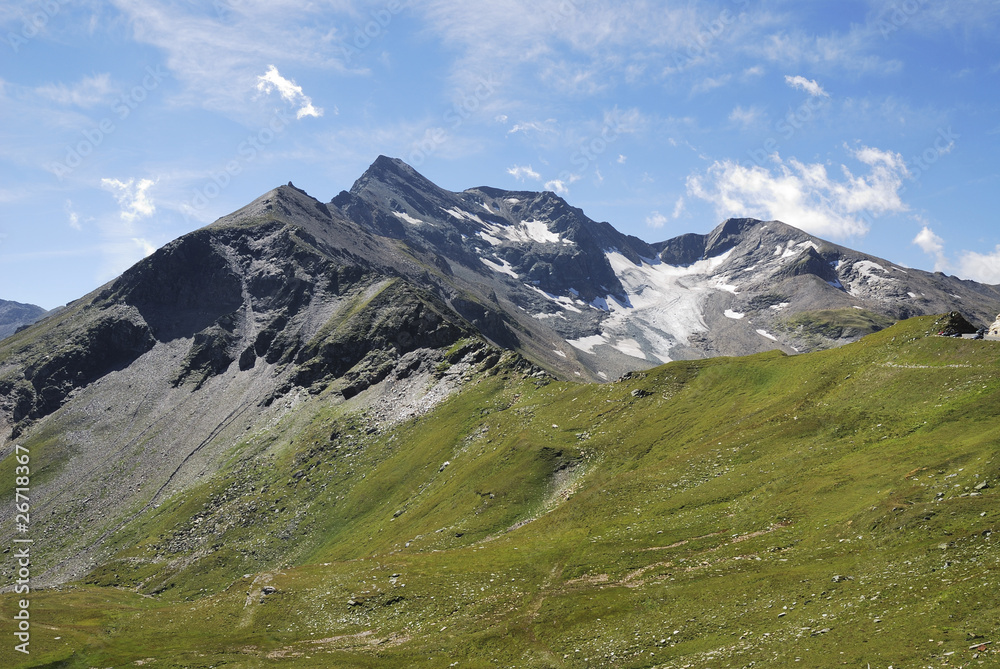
left=256, top=65, right=323, bottom=119
left=686, top=145, right=909, bottom=239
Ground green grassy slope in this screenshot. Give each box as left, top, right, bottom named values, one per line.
left=2, top=315, right=998, bottom=668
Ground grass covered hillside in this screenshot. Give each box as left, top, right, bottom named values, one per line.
left=2, top=314, right=998, bottom=668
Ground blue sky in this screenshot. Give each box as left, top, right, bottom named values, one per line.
left=2, top=0, right=999, bottom=310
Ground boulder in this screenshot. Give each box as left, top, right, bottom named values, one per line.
left=989, top=314, right=1000, bottom=337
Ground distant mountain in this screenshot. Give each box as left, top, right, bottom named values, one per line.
left=332, top=156, right=1000, bottom=379
left=0, top=299, right=46, bottom=340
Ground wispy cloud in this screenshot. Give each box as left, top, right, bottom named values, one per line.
left=35, top=73, right=114, bottom=108
left=671, top=195, right=686, bottom=220
left=108, top=0, right=352, bottom=118
left=729, top=104, right=765, bottom=129
left=101, top=177, right=156, bottom=222
left=692, top=74, right=732, bottom=96
left=507, top=165, right=541, bottom=181
left=65, top=200, right=83, bottom=230
left=784, top=74, right=829, bottom=98
left=256, top=65, right=323, bottom=119
left=507, top=120, right=558, bottom=136
left=686, top=145, right=909, bottom=239
left=416, top=0, right=707, bottom=97
left=645, top=211, right=667, bottom=229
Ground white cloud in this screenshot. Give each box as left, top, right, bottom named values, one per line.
left=686, top=146, right=909, bottom=239
left=784, top=75, right=829, bottom=98
left=507, top=120, right=557, bottom=136
left=507, top=165, right=541, bottom=181
left=956, top=246, right=1000, bottom=284
left=671, top=195, right=686, bottom=220
left=617, top=154, right=626, bottom=164
left=35, top=73, right=114, bottom=108
left=65, top=200, right=82, bottom=230
left=101, top=177, right=156, bottom=222
left=912, top=225, right=949, bottom=272
left=544, top=173, right=583, bottom=196
left=912, top=226, right=1000, bottom=282
left=913, top=226, right=945, bottom=256
left=646, top=211, right=667, bottom=229
left=545, top=180, right=570, bottom=195
left=132, top=237, right=157, bottom=257
left=256, top=65, right=323, bottom=119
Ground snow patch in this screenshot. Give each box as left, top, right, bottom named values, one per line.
left=522, top=219, right=562, bottom=244
left=854, top=260, right=893, bottom=281
left=478, top=218, right=572, bottom=246
left=443, top=207, right=485, bottom=225
left=553, top=349, right=567, bottom=358
left=724, top=310, right=745, bottom=320
left=526, top=285, right=583, bottom=313
left=756, top=329, right=778, bottom=341
left=612, top=338, right=646, bottom=359
left=567, top=334, right=608, bottom=354
left=715, top=276, right=740, bottom=294
left=392, top=211, right=423, bottom=225
left=769, top=302, right=790, bottom=311
left=480, top=256, right=519, bottom=278
left=479, top=231, right=503, bottom=246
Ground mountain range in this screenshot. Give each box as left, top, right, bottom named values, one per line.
left=0, top=299, right=47, bottom=341
left=1, top=157, right=999, bottom=667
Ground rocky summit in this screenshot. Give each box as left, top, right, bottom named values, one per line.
left=1, top=157, right=999, bottom=668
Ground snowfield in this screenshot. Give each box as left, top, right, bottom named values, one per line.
left=571, top=249, right=738, bottom=362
